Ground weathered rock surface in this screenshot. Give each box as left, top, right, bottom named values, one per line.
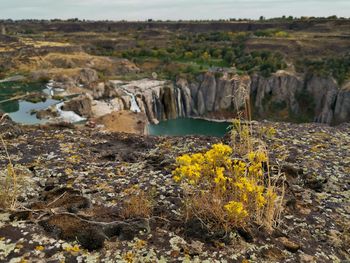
left=0, top=121, right=348, bottom=262
left=0, top=113, right=22, bottom=138
left=61, top=94, right=93, bottom=117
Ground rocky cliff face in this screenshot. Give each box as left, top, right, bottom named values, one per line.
left=333, top=83, right=350, bottom=125
left=250, top=71, right=349, bottom=125
left=84, top=71, right=349, bottom=125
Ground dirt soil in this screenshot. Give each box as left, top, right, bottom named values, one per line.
left=95, top=111, right=148, bottom=135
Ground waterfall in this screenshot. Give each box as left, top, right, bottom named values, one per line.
left=55, top=102, right=86, bottom=123
left=44, top=80, right=65, bottom=97
left=120, top=88, right=141, bottom=113
left=45, top=80, right=54, bottom=96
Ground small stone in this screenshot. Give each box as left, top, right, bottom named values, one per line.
left=328, top=229, right=342, bottom=247
left=299, top=254, right=315, bottom=263
left=190, top=240, right=204, bottom=254
left=296, top=204, right=311, bottom=215
left=277, top=237, right=300, bottom=252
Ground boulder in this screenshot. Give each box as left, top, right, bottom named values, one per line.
left=277, top=237, right=301, bottom=253
left=77, top=68, right=99, bottom=85
left=0, top=113, right=22, bottom=139
left=110, top=97, right=125, bottom=111
left=36, top=108, right=59, bottom=120
left=62, top=95, right=93, bottom=117
left=89, top=81, right=117, bottom=99
left=95, top=111, right=148, bottom=135
left=90, top=82, right=106, bottom=99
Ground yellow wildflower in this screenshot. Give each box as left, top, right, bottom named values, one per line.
left=256, top=151, right=268, bottom=162
left=214, top=167, right=226, bottom=185
left=35, top=246, right=44, bottom=251
left=247, top=151, right=256, bottom=162
left=173, top=175, right=181, bottom=182
left=256, top=193, right=266, bottom=207
left=224, top=201, right=248, bottom=218
left=176, top=154, right=192, bottom=166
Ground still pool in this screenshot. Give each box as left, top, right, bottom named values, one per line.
left=148, top=118, right=231, bottom=137
left=0, top=81, right=58, bottom=124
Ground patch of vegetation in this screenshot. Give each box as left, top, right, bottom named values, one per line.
left=296, top=54, right=350, bottom=85
left=234, top=51, right=287, bottom=77
left=122, top=31, right=287, bottom=78
left=254, top=29, right=289, bottom=38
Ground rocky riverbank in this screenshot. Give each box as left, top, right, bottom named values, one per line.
left=0, top=119, right=349, bottom=262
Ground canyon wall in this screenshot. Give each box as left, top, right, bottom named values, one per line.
left=81, top=71, right=349, bottom=125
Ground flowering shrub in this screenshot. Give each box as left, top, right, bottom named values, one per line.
left=173, top=143, right=280, bottom=231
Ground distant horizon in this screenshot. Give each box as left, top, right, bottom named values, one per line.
left=1, top=16, right=349, bottom=22
left=1, top=0, right=349, bottom=21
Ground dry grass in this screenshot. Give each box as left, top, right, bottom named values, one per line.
left=19, top=38, right=71, bottom=48
left=232, top=79, right=285, bottom=230
left=120, top=187, right=153, bottom=219
left=0, top=115, right=28, bottom=210
left=0, top=133, right=17, bottom=210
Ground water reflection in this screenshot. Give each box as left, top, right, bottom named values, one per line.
left=0, top=81, right=58, bottom=124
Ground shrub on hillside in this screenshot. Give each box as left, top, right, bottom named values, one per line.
left=173, top=143, right=282, bottom=232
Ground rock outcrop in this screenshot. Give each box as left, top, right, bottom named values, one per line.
left=77, top=70, right=349, bottom=125
left=250, top=71, right=349, bottom=124
left=62, top=94, right=93, bottom=117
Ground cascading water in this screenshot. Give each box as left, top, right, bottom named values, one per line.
left=45, top=80, right=54, bottom=96
left=43, top=80, right=65, bottom=97
left=121, top=88, right=141, bottom=113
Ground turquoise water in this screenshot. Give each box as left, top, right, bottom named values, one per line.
left=148, top=118, right=231, bottom=137
left=0, top=81, right=58, bottom=124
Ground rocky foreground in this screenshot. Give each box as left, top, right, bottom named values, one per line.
left=0, top=119, right=349, bottom=262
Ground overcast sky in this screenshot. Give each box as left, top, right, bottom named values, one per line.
left=0, top=0, right=349, bottom=20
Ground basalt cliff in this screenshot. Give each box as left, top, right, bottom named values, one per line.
left=61, top=69, right=350, bottom=126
